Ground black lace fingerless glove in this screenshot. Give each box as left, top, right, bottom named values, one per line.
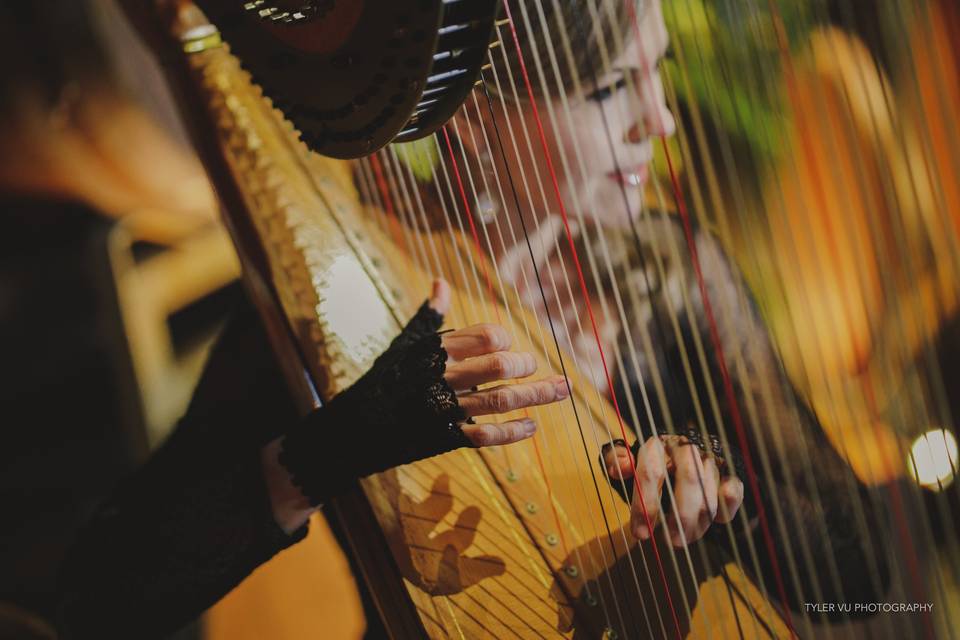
left=278, top=302, right=472, bottom=506
left=601, top=429, right=754, bottom=521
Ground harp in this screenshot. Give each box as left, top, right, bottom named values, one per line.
left=132, top=0, right=959, bottom=637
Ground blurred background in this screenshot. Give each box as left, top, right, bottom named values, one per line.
left=1, top=0, right=958, bottom=638
left=0, top=2, right=236, bottom=638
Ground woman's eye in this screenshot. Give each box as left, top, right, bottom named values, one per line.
left=586, top=75, right=628, bottom=103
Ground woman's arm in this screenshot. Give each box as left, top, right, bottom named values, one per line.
left=59, top=280, right=568, bottom=638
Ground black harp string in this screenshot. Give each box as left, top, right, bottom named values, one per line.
left=460, top=86, right=626, bottom=629
left=478, top=33, right=667, bottom=636
left=494, top=2, right=689, bottom=636
left=368, top=148, right=542, bottom=636
left=446, top=110, right=583, bottom=548
left=615, top=0, right=800, bottom=631
left=474, top=73, right=648, bottom=638
left=498, top=11, right=689, bottom=636
left=520, top=0, right=772, bottom=634
left=559, top=0, right=747, bottom=628
left=578, top=0, right=776, bottom=631
left=454, top=69, right=622, bottom=625
left=517, top=0, right=725, bottom=634
left=444, top=109, right=625, bottom=629
left=429, top=115, right=629, bottom=632
left=483, top=16, right=664, bottom=639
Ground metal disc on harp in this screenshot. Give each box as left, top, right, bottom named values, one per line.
left=194, top=0, right=499, bottom=158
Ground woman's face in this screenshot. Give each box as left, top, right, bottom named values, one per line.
left=557, top=0, right=675, bottom=228
left=478, top=0, right=675, bottom=231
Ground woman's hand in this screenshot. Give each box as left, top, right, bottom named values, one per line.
left=428, top=279, right=569, bottom=447
left=267, top=278, right=570, bottom=532
left=602, top=434, right=745, bottom=547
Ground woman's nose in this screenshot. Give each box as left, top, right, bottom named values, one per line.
left=623, top=102, right=676, bottom=143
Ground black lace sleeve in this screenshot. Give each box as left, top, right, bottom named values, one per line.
left=57, top=297, right=473, bottom=638
left=278, top=302, right=472, bottom=506
left=58, top=296, right=307, bottom=639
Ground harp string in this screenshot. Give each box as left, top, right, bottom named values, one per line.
left=622, top=0, right=810, bottom=633
left=460, top=87, right=631, bottom=628
left=541, top=0, right=776, bottom=636
left=485, top=17, right=676, bottom=639
left=446, top=113, right=588, bottom=558
left=668, top=3, right=900, bottom=632
left=376, top=112, right=624, bottom=628
left=499, top=1, right=688, bottom=637
left=386, top=147, right=445, bottom=280
left=350, top=2, right=960, bottom=637
left=498, top=0, right=732, bottom=632
left=761, top=3, right=940, bottom=635
left=651, top=0, right=848, bottom=631
left=593, top=2, right=792, bottom=633
left=572, top=0, right=779, bottom=634
left=655, top=5, right=854, bottom=637
left=364, top=151, right=551, bottom=636
left=481, top=39, right=661, bottom=635
left=572, top=0, right=750, bottom=620
left=378, top=149, right=436, bottom=294
left=390, top=146, right=467, bottom=318
left=465, top=80, right=668, bottom=631
left=520, top=0, right=729, bottom=631
left=876, top=0, right=960, bottom=574
left=481, top=21, right=663, bottom=638
left=672, top=1, right=896, bottom=636
left=892, top=1, right=960, bottom=613
left=423, top=130, right=617, bottom=628
left=587, top=1, right=805, bottom=635
left=453, top=89, right=633, bottom=625
left=357, top=153, right=404, bottom=255
left=798, top=0, right=950, bottom=631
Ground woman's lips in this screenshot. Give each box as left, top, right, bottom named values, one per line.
left=607, top=164, right=649, bottom=187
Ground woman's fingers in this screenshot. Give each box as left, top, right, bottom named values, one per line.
left=457, top=376, right=569, bottom=417
left=442, top=323, right=512, bottom=361
left=629, top=436, right=668, bottom=540
left=462, top=418, right=537, bottom=447
left=662, top=443, right=719, bottom=547
left=715, top=476, right=744, bottom=524
left=428, top=278, right=451, bottom=316
left=444, top=351, right=537, bottom=390
left=602, top=442, right=636, bottom=482
left=605, top=435, right=742, bottom=545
